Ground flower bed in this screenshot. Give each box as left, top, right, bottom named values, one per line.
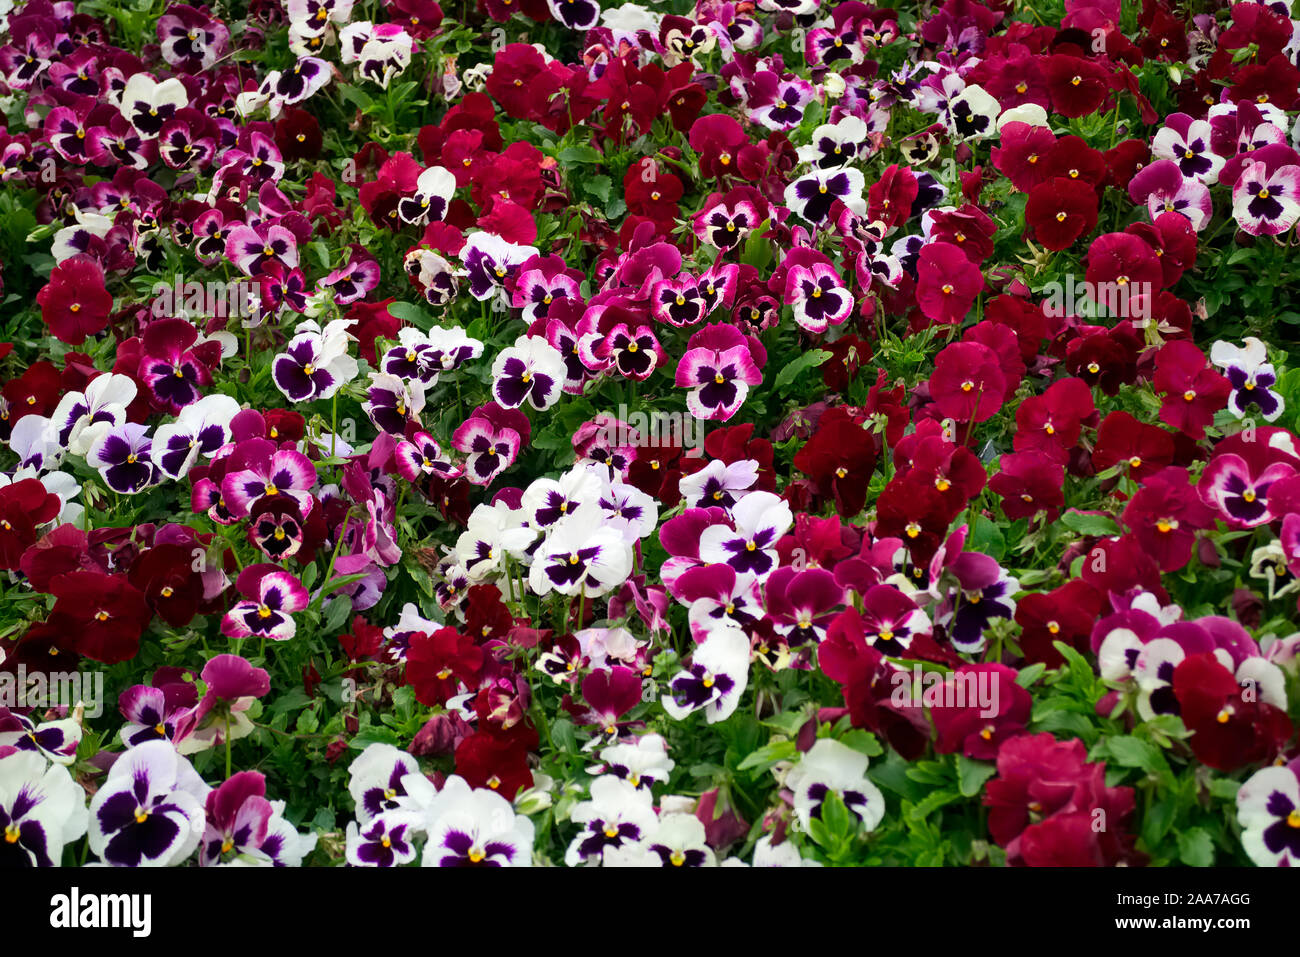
left=2, top=0, right=1300, bottom=868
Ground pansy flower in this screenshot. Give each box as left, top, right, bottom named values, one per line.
left=395, top=431, right=462, bottom=483
left=345, top=813, right=419, bottom=867
left=1231, top=159, right=1300, bottom=236
left=87, top=422, right=157, bottom=494
left=271, top=318, right=358, bottom=402
left=421, top=775, right=534, bottom=867
left=546, top=0, right=600, bottom=32
left=528, top=510, right=634, bottom=598
left=596, top=734, right=676, bottom=791
left=0, top=710, right=82, bottom=765
left=119, top=680, right=198, bottom=749
left=565, top=776, right=658, bottom=867
left=784, top=260, right=852, bottom=334
left=1237, top=763, right=1300, bottom=867
left=0, top=751, right=89, bottom=867
left=699, top=490, right=793, bottom=580
left=1210, top=337, right=1284, bottom=422
left=784, top=167, right=867, bottom=226
left=784, top=738, right=886, bottom=832
left=661, top=620, right=752, bottom=724
left=119, top=73, right=188, bottom=139
left=397, top=164, right=456, bottom=226
left=675, top=323, right=764, bottom=422
left=88, top=740, right=208, bottom=867
left=461, top=231, right=537, bottom=301
left=491, top=335, right=565, bottom=410
left=221, top=564, right=310, bottom=642
left=451, top=414, right=522, bottom=486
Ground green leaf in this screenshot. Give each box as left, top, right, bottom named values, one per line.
left=1015, top=662, right=1047, bottom=688
left=736, top=739, right=797, bottom=773
left=558, top=144, right=603, bottom=165
left=774, top=349, right=832, bottom=395
left=322, top=595, right=353, bottom=634
left=1177, top=827, right=1215, bottom=867
left=1141, top=796, right=1177, bottom=848
left=387, top=301, right=434, bottom=329
left=1061, top=510, right=1121, bottom=537
left=840, top=729, right=884, bottom=758
left=1104, top=735, right=1169, bottom=774
left=583, top=174, right=612, bottom=204
left=956, top=755, right=997, bottom=798
left=967, top=513, right=1006, bottom=561
left=740, top=217, right=772, bottom=271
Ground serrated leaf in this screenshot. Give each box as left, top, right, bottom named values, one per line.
left=956, top=755, right=997, bottom=797
left=774, top=349, right=832, bottom=395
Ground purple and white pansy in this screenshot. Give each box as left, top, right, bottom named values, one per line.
left=87, top=740, right=209, bottom=867
left=0, top=750, right=89, bottom=868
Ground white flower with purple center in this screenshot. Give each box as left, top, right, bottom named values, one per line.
left=945, top=83, right=1000, bottom=141
left=785, top=260, right=852, bottom=333
left=395, top=431, right=462, bottom=483
left=151, top=393, right=241, bottom=480
left=594, top=733, right=675, bottom=791
left=1152, top=114, right=1224, bottom=184
left=456, top=500, right=527, bottom=580
left=1132, top=637, right=1188, bottom=720
left=119, top=73, right=187, bottom=138
left=491, top=335, right=566, bottom=410
left=797, top=116, right=872, bottom=170
left=528, top=510, right=634, bottom=598
left=404, top=248, right=459, bottom=306
left=49, top=372, right=135, bottom=456
left=348, top=744, right=425, bottom=823
left=397, top=164, right=456, bottom=226
left=1236, top=763, right=1300, bottom=867
left=363, top=372, right=424, bottom=436
left=221, top=567, right=310, bottom=642
left=345, top=812, right=419, bottom=867
left=932, top=553, right=1018, bottom=655
left=596, top=477, right=659, bottom=543
left=381, top=325, right=483, bottom=387
left=784, top=167, right=866, bottom=225
left=0, top=710, right=81, bottom=765
left=564, top=775, right=658, bottom=867
left=0, top=750, right=88, bottom=867
left=420, top=775, right=535, bottom=867
left=461, top=231, right=538, bottom=301
left=546, top=0, right=600, bottom=31
left=88, top=740, right=208, bottom=867
left=272, top=56, right=331, bottom=107
left=271, top=317, right=358, bottom=402
left=699, top=489, right=793, bottom=580
left=679, top=457, right=759, bottom=511
left=751, top=833, right=823, bottom=867
left=521, top=465, right=604, bottom=534
left=1210, top=337, right=1284, bottom=422
left=661, top=621, right=751, bottom=723
left=1231, top=159, right=1300, bottom=236
left=784, top=737, right=886, bottom=833
left=87, top=422, right=157, bottom=494
left=641, top=813, right=717, bottom=867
